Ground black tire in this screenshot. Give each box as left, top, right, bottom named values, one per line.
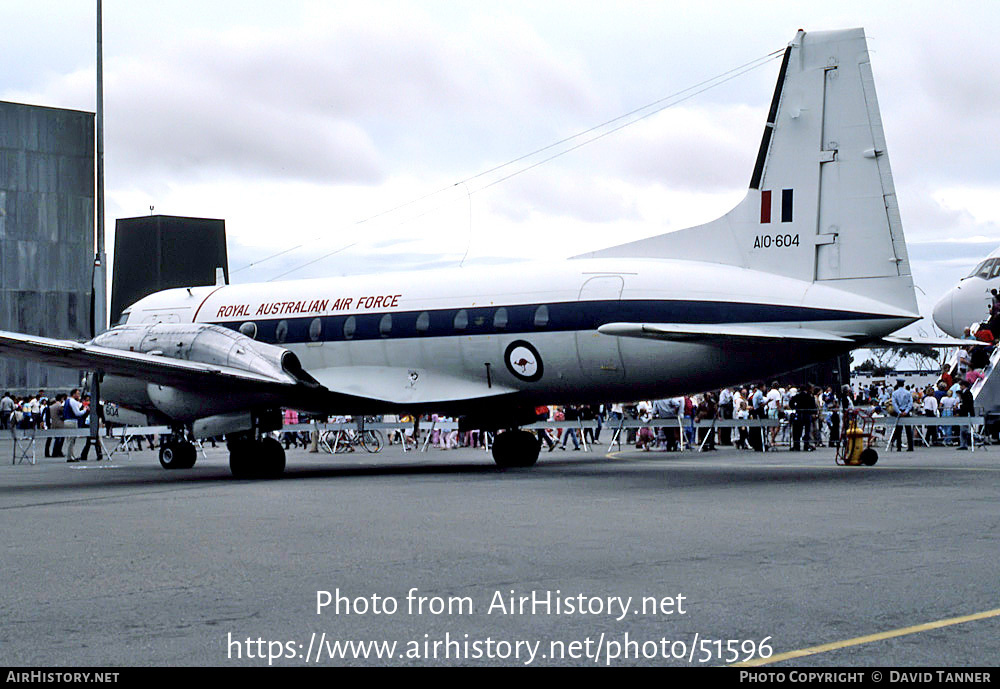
left=229, top=437, right=285, bottom=478
left=159, top=441, right=184, bottom=470
left=228, top=439, right=253, bottom=478
left=175, top=441, right=197, bottom=469
left=492, top=430, right=540, bottom=468
left=860, top=448, right=879, bottom=466
left=260, top=436, right=286, bottom=477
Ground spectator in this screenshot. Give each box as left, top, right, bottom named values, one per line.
left=957, top=380, right=975, bottom=450
left=789, top=385, right=816, bottom=451
left=890, top=379, right=914, bottom=452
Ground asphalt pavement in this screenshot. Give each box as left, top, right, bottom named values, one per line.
left=1, top=436, right=997, bottom=667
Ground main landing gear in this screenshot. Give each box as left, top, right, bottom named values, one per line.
left=228, top=433, right=286, bottom=479
left=491, top=429, right=541, bottom=468
left=159, top=427, right=198, bottom=470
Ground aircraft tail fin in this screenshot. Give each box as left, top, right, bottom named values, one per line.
left=576, top=28, right=918, bottom=315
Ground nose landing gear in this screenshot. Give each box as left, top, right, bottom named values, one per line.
left=159, top=426, right=197, bottom=469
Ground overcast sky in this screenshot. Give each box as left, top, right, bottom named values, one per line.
left=4, top=1, right=1000, bottom=336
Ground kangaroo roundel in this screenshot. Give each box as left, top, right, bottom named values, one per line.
left=505, top=340, right=543, bottom=382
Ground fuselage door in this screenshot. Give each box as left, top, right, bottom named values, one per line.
left=576, top=276, right=626, bottom=382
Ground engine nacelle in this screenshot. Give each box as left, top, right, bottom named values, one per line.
left=94, top=323, right=315, bottom=422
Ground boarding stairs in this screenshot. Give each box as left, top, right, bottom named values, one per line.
left=942, top=344, right=1000, bottom=413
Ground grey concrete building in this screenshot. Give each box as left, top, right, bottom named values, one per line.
left=0, top=101, right=94, bottom=394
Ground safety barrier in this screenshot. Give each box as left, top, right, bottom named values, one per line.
left=7, top=415, right=989, bottom=463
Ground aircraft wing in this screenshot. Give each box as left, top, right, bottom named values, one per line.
left=0, top=329, right=301, bottom=392
left=596, top=322, right=854, bottom=343
left=0, top=330, right=516, bottom=407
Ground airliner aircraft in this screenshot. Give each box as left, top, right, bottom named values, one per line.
left=0, top=28, right=926, bottom=476
left=932, top=246, right=1000, bottom=338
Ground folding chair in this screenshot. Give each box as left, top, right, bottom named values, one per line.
left=11, top=426, right=36, bottom=465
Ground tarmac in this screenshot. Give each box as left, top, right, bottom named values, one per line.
left=1, top=435, right=997, bottom=667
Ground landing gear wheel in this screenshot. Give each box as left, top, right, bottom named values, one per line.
left=228, top=436, right=286, bottom=478
left=228, top=439, right=254, bottom=478
left=492, top=430, right=541, bottom=468
left=160, top=440, right=197, bottom=469
left=260, top=436, right=286, bottom=477
left=859, top=448, right=878, bottom=466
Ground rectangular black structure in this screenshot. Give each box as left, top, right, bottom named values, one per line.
left=0, top=101, right=94, bottom=394
left=111, top=215, right=228, bottom=324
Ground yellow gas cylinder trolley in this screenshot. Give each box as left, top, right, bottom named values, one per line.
left=837, top=409, right=878, bottom=466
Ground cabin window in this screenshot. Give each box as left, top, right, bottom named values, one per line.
left=494, top=307, right=508, bottom=329
left=534, top=305, right=549, bottom=328
left=379, top=313, right=392, bottom=337
left=454, top=309, right=468, bottom=331
left=239, top=322, right=257, bottom=339
left=275, top=320, right=289, bottom=343
left=343, top=316, right=356, bottom=340
left=309, top=318, right=322, bottom=342
left=416, top=311, right=430, bottom=334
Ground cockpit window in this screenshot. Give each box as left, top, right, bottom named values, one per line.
left=978, top=259, right=998, bottom=279
left=116, top=310, right=131, bottom=326
left=989, top=260, right=1000, bottom=280
left=970, top=260, right=994, bottom=279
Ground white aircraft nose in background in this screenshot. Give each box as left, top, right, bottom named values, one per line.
left=932, top=288, right=956, bottom=336
left=932, top=251, right=1000, bottom=337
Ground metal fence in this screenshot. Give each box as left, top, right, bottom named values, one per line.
left=8, top=415, right=989, bottom=465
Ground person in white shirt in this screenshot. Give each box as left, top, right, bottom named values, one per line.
left=63, top=389, right=87, bottom=462
left=939, top=390, right=957, bottom=445
left=765, top=382, right=783, bottom=445
left=922, top=386, right=939, bottom=445
left=957, top=348, right=971, bottom=376
left=718, top=387, right=734, bottom=446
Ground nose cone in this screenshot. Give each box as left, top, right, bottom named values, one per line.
left=933, top=290, right=957, bottom=337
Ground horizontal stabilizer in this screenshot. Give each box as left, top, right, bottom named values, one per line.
left=877, top=335, right=990, bottom=348
left=597, top=322, right=853, bottom=343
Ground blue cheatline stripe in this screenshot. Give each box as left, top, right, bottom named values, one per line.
left=207, top=299, right=893, bottom=346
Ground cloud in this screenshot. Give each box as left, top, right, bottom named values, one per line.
left=4, top=3, right=602, bottom=188
left=489, top=172, right=639, bottom=224
left=603, top=104, right=763, bottom=191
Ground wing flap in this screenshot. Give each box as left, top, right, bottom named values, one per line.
left=309, top=366, right=517, bottom=405
left=597, top=322, right=853, bottom=343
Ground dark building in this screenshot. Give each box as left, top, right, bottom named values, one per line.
left=0, top=101, right=94, bottom=393
left=110, top=215, right=228, bottom=324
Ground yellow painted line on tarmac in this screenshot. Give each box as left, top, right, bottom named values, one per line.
left=733, top=607, right=1000, bottom=666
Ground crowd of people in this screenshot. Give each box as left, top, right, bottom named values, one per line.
left=600, top=383, right=853, bottom=453
left=8, top=324, right=994, bottom=461
left=1, top=388, right=104, bottom=461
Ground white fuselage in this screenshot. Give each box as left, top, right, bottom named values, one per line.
left=932, top=247, right=1000, bottom=338
left=122, top=257, right=914, bottom=411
